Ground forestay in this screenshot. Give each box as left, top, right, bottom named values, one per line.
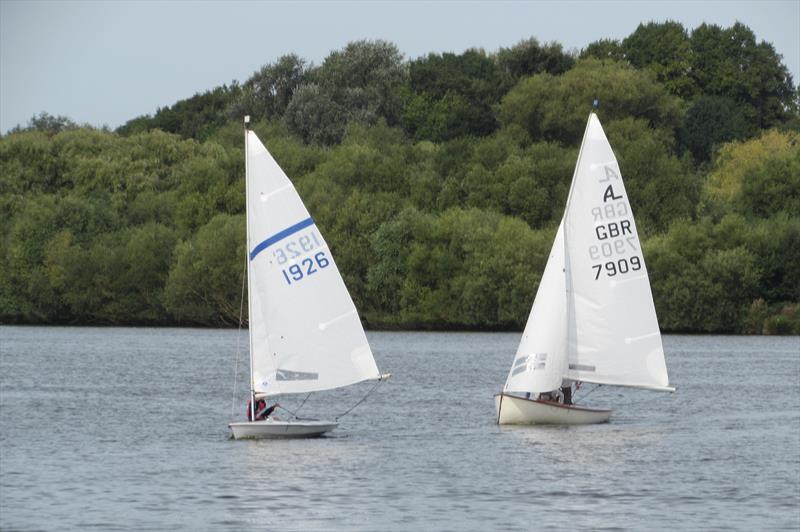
left=563, top=114, right=671, bottom=391
left=246, top=131, right=380, bottom=397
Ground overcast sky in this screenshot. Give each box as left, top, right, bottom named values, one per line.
left=1, top=0, right=798, bottom=134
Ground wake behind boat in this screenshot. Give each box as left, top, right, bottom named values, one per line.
left=229, top=116, right=388, bottom=440
left=496, top=111, right=674, bottom=425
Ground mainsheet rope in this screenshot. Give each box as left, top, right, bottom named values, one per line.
left=573, top=383, right=602, bottom=404
left=276, top=393, right=313, bottom=419
left=274, top=377, right=385, bottom=422
left=335, top=378, right=385, bottom=421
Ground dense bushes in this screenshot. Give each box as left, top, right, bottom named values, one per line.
left=1, top=22, right=798, bottom=333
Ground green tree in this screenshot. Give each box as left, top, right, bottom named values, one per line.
left=230, top=54, right=308, bottom=121
left=284, top=40, right=407, bottom=145
left=402, top=49, right=503, bottom=141
left=1, top=193, right=119, bottom=322
left=117, top=85, right=240, bottom=140
left=580, top=39, right=625, bottom=61
left=9, top=112, right=79, bottom=135
left=680, top=95, right=753, bottom=162
left=0, top=130, right=62, bottom=197
left=164, top=214, right=245, bottom=325
left=747, top=214, right=800, bottom=304
left=45, top=224, right=178, bottom=323
left=495, top=37, right=574, bottom=82
left=702, top=129, right=799, bottom=217
left=366, top=207, right=433, bottom=322
left=396, top=208, right=546, bottom=329
left=315, top=39, right=407, bottom=125
left=284, top=84, right=347, bottom=145
left=737, top=147, right=800, bottom=218
left=173, top=147, right=238, bottom=232
left=621, top=21, right=696, bottom=99
left=690, top=22, right=796, bottom=130
left=498, top=58, right=683, bottom=145
left=2, top=196, right=64, bottom=322
left=647, top=217, right=761, bottom=332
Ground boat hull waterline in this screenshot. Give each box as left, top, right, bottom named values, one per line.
left=229, top=420, right=338, bottom=439
left=494, top=393, right=612, bottom=425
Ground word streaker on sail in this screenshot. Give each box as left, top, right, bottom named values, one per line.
left=495, top=112, right=674, bottom=425
left=230, top=117, right=388, bottom=439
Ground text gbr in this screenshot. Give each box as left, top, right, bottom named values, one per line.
left=589, top=164, right=643, bottom=281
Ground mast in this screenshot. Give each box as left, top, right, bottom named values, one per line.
left=561, top=110, right=595, bottom=387
left=244, top=115, right=256, bottom=422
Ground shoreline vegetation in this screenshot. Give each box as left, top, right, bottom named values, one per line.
left=1, top=22, right=798, bottom=334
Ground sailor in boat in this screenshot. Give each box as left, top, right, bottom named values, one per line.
left=537, top=381, right=579, bottom=405
left=246, top=399, right=281, bottom=421
left=537, top=390, right=561, bottom=403
left=560, top=381, right=573, bottom=405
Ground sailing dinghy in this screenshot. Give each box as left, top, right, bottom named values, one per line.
left=495, top=112, right=674, bottom=425
left=230, top=117, right=388, bottom=439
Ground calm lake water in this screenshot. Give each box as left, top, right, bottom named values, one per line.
left=1, top=327, right=798, bottom=531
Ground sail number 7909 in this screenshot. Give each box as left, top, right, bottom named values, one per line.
left=592, top=256, right=642, bottom=280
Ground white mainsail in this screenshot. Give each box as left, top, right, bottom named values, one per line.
left=502, top=113, right=672, bottom=397
left=245, top=130, right=380, bottom=398
left=563, top=114, right=671, bottom=391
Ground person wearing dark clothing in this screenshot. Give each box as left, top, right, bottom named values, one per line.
left=246, top=399, right=279, bottom=421
left=561, top=385, right=572, bottom=405
left=247, top=399, right=266, bottom=421
left=257, top=402, right=280, bottom=420
left=538, top=391, right=557, bottom=402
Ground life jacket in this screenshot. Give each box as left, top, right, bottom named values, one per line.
left=246, top=399, right=269, bottom=421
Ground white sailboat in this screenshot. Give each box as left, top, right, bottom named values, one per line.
left=495, top=112, right=674, bottom=425
left=230, top=116, right=388, bottom=439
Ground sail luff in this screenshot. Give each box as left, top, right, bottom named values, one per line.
left=562, top=113, right=595, bottom=221
left=244, top=118, right=256, bottom=408
left=563, top=113, right=596, bottom=386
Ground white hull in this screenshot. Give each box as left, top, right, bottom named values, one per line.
left=229, top=420, right=337, bottom=439
left=494, top=393, right=612, bottom=425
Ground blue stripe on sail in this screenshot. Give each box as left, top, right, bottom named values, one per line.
left=250, top=217, right=314, bottom=261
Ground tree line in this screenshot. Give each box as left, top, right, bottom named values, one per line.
left=1, top=21, right=798, bottom=333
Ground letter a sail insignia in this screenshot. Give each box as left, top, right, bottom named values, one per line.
left=603, top=184, right=623, bottom=202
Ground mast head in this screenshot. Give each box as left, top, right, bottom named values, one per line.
left=244, top=115, right=251, bottom=129
left=592, top=99, right=599, bottom=110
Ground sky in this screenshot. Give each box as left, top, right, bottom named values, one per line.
left=1, top=0, right=798, bottom=134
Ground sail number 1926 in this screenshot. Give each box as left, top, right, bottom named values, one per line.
left=281, top=251, right=330, bottom=285
left=592, top=256, right=642, bottom=280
